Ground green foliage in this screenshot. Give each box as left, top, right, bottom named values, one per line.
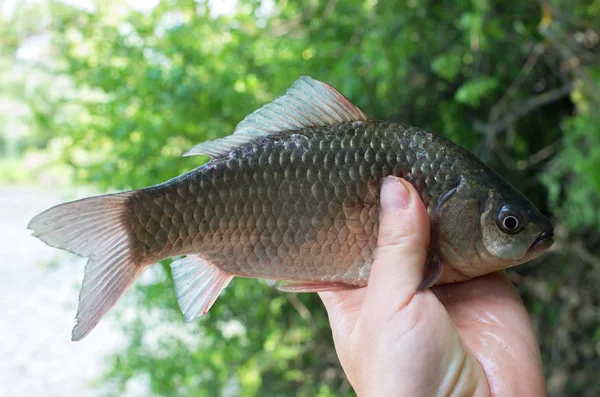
left=543, top=80, right=600, bottom=229
left=455, top=77, right=499, bottom=107
left=105, top=267, right=347, bottom=397
left=431, top=51, right=463, bottom=81
left=5, top=0, right=600, bottom=396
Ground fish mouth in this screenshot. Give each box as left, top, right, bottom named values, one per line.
left=528, top=230, right=554, bottom=253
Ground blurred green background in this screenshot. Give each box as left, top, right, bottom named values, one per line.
left=1, top=0, right=599, bottom=396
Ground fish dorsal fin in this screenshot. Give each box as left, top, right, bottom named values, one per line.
left=183, top=76, right=370, bottom=158
left=183, top=133, right=256, bottom=157
left=233, top=76, right=370, bottom=136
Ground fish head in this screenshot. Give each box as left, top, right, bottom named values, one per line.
left=476, top=185, right=554, bottom=265
left=435, top=175, right=554, bottom=283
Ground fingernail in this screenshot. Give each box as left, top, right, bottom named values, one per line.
left=381, top=177, right=410, bottom=212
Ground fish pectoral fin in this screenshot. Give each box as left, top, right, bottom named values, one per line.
left=170, top=255, right=233, bottom=322
left=416, top=256, right=444, bottom=291
left=276, top=280, right=359, bottom=293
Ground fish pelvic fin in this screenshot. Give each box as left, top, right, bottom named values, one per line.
left=183, top=76, right=371, bottom=158
left=277, top=280, right=360, bottom=293
left=28, top=192, right=145, bottom=341
left=170, top=254, right=233, bottom=322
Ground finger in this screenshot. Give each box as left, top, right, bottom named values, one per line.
left=434, top=272, right=545, bottom=396
left=318, top=288, right=367, bottom=374
left=365, top=176, right=431, bottom=310
left=318, top=288, right=367, bottom=338
left=319, top=288, right=367, bottom=320
left=433, top=271, right=520, bottom=307
left=432, top=271, right=524, bottom=332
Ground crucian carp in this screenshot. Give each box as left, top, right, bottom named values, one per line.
left=29, top=76, right=554, bottom=340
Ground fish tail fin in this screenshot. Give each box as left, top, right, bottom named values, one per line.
left=28, top=192, right=145, bottom=341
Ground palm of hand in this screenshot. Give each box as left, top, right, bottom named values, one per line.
left=320, top=273, right=545, bottom=397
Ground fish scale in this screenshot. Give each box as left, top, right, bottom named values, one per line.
left=127, top=122, right=457, bottom=284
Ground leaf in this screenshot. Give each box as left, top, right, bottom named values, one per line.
left=431, top=52, right=462, bottom=81
left=454, top=76, right=499, bottom=107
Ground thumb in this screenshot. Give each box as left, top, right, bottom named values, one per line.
left=364, top=176, right=431, bottom=310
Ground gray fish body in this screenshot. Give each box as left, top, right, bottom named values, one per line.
left=129, top=121, right=464, bottom=284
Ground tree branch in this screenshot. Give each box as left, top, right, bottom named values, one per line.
left=285, top=293, right=314, bottom=325
left=567, top=240, right=600, bottom=270
left=474, top=83, right=572, bottom=136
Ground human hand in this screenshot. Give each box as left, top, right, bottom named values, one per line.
left=319, top=177, right=545, bottom=397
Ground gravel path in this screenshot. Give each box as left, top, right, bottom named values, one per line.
left=0, top=185, right=131, bottom=397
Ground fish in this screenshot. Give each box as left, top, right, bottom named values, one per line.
left=28, top=76, right=554, bottom=341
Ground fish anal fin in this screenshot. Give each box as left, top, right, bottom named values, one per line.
left=170, top=254, right=233, bottom=322
left=277, top=280, right=359, bottom=293
left=185, top=76, right=371, bottom=158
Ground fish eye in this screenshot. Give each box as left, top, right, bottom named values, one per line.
left=496, top=206, right=523, bottom=234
